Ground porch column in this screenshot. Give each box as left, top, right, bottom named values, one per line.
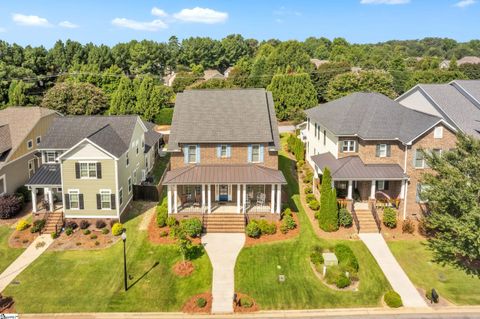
left=370, top=180, right=376, bottom=199
left=202, top=184, right=206, bottom=213
left=242, top=184, right=247, bottom=213
left=270, top=184, right=275, bottom=214
left=237, top=184, right=241, bottom=213
left=167, top=185, right=172, bottom=214
left=31, top=187, right=37, bottom=213
left=276, top=184, right=281, bottom=214
left=400, top=180, right=406, bottom=199
left=347, top=180, right=353, bottom=200
left=173, top=185, right=178, bottom=214
left=47, top=188, right=54, bottom=212
left=207, top=184, right=211, bottom=214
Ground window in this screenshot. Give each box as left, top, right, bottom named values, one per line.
left=220, top=145, right=228, bottom=158
left=119, top=188, right=123, bottom=206
left=342, top=140, right=356, bottom=153
left=27, top=139, right=33, bottom=149
left=378, top=144, right=388, bottom=157
left=126, top=153, right=129, bottom=167
left=133, top=168, right=138, bottom=184
left=416, top=183, right=430, bottom=203
left=414, top=150, right=426, bottom=168
left=317, top=125, right=321, bottom=141
left=0, top=175, right=5, bottom=195
left=307, top=118, right=310, bottom=131
left=28, top=159, right=35, bottom=177
left=100, top=190, right=111, bottom=210
left=187, top=145, right=197, bottom=163
left=323, top=130, right=326, bottom=146
left=45, top=152, right=56, bottom=163
left=128, top=177, right=132, bottom=194
left=377, top=180, right=389, bottom=191
left=432, top=148, right=442, bottom=157
left=251, top=144, right=260, bottom=162
left=434, top=126, right=443, bottom=139
left=69, top=190, right=80, bottom=210
left=36, top=136, right=41, bottom=145
left=314, top=123, right=317, bottom=137
left=80, top=162, right=97, bottom=178
left=136, top=141, right=139, bottom=155
left=141, top=138, right=145, bottom=150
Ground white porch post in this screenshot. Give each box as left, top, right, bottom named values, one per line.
left=167, top=185, right=172, bottom=214
left=400, top=180, right=406, bottom=199
left=237, top=184, right=241, bottom=213
left=370, top=180, right=376, bottom=199
left=242, top=184, right=247, bottom=213
left=207, top=184, right=211, bottom=214
left=173, top=185, right=178, bottom=214
left=276, top=184, right=281, bottom=214
left=347, top=180, right=353, bottom=200
left=202, top=184, right=206, bottom=213
left=31, top=187, right=37, bottom=213
left=270, top=184, right=275, bottom=214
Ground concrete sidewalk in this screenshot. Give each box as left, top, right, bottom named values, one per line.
left=359, top=233, right=427, bottom=308
left=0, top=234, right=53, bottom=292
left=201, top=233, right=245, bottom=314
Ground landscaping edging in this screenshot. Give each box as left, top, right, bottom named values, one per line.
left=182, top=293, right=212, bottom=313
left=244, top=213, right=300, bottom=246
left=309, top=261, right=360, bottom=292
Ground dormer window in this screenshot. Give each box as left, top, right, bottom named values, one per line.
left=188, top=145, right=197, bottom=163
left=45, top=151, right=56, bottom=163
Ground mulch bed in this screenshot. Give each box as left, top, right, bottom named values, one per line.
left=182, top=293, right=212, bottom=313
left=9, top=228, right=38, bottom=248
left=147, top=212, right=201, bottom=245
left=244, top=213, right=300, bottom=246
left=233, top=293, right=259, bottom=313
left=173, top=261, right=195, bottom=277
left=48, top=227, right=119, bottom=251
left=381, top=219, right=426, bottom=240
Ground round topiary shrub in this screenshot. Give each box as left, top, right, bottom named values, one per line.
left=384, top=290, right=403, bottom=308
left=304, top=186, right=312, bottom=194
left=257, top=219, right=277, bottom=235
left=308, top=199, right=320, bottom=210
left=16, top=219, right=30, bottom=231
left=239, top=297, right=253, bottom=308
left=83, top=229, right=91, bottom=235
left=305, top=194, right=316, bottom=202
left=101, top=228, right=109, bottom=235
left=181, top=218, right=203, bottom=237
left=111, top=222, right=123, bottom=236
left=246, top=220, right=261, bottom=238
left=383, top=208, right=397, bottom=228
left=166, top=216, right=177, bottom=227
left=95, top=219, right=106, bottom=229
left=196, top=297, right=207, bottom=308
left=65, top=227, right=73, bottom=236
left=339, top=208, right=353, bottom=228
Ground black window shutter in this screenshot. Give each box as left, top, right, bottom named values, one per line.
left=64, top=194, right=70, bottom=209
left=385, top=181, right=390, bottom=190
left=75, top=163, right=80, bottom=179
left=96, top=194, right=101, bottom=209
left=96, top=163, right=102, bottom=179
left=79, top=194, right=84, bottom=209
left=387, top=145, right=391, bottom=157
left=376, top=145, right=380, bottom=157
left=111, top=194, right=116, bottom=209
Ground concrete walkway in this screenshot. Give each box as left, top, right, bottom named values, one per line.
left=0, top=234, right=53, bottom=292
left=201, top=233, right=245, bottom=314
left=359, top=233, right=427, bottom=308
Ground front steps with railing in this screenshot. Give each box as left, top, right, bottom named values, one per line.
left=42, top=212, right=64, bottom=235
left=203, top=214, right=246, bottom=233
left=353, top=202, right=380, bottom=233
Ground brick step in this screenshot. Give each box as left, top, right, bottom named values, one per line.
left=204, top=220, right=245, bottom=224
left=206, top=229, right=245, bottom=233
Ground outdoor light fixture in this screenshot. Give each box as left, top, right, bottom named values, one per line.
left=122, top=230, right=128, bottom=291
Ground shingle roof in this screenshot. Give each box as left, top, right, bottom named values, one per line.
left=142, top=120, right=163, bottom=153
left=26, top=164, right=62, bottom=186
left=458, top=56, right=480, bottom=65
left=305, top=93, right=442, bottom=143
left=311, top=153, right=406, bottom=180
left=168, top=89, right=280, bottom=151
left=163, top=164, right=287, bottom=185
left=453, top=80, right=480, bottom=105
left=0, top=125, right=12, bottom=155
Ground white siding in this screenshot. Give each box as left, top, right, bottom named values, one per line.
left=397, top=90, right=442, bottom=117
left=305, top=117, right=338, bottom=177
left=64, top=143, right=113, bottom=160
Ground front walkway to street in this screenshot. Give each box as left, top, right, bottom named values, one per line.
left=359, top=233, right=427, bottom=308
left=201, top=233, right=245, bottom=314
left=0, top=234, right=53, bottom=292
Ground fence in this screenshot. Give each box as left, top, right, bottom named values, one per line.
left=132, top=162, right=170, bottom=202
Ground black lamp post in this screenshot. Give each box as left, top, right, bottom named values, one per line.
left=122, top=230, right=128, bottom=291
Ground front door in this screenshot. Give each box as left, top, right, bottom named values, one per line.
left=219, top=185, right=228, bottom=201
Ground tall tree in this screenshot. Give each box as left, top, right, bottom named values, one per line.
left=8, top=80, right=28, bottom=105
left=318, top=167, right=339, bottom=232
left=310, top=61, right=351, bottom=103
left=109, top=76, right=135, bottom=115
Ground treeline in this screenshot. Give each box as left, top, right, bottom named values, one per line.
left=1, top=36, right=480, bottom=122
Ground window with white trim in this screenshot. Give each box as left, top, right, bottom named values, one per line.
left=100, top=190, right=111, bottom=210
left=432, top=148, right=442, bottom=157
left=187, top=145, right=197, bottom=163
left=28, top=159, right=35, bottom=177
left=36, top=136, right=41, bottom=145
left=45, top=151, right=56, bottom=163
left=377, top=180, right=386, bottom=191
left=378, top=144, right=388, bottom=157
left=251, top=144, right=260, bottom=162
left=416, top=183, right=430, bottom=203
left=434, top=126, right=443, bottom=139
left=342, top=140, right=356, bottom=152
left=136, top=140, right=139, bottom=155
left=80, top=162, right=97, bottom=178
left=128, top=177, right=132, bottom=194
left=220, top=144, right=228, bottom=158
left=69, top=190, right=80, bottom=210
left=27, top=139, right=33, bottom=149
left=119, top=188, right=123, bottom=206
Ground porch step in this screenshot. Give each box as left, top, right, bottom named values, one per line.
left=355, top=210, right=380, bottom=233
left=203, top=214, right=246, bottom=233
left=42, top=212, right=64, bottom=235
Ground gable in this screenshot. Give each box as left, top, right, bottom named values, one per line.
left=397, top=89, right=442, bottom=117
left=61, top=141, right=114, bottom=161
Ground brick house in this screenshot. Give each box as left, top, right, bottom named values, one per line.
left=304, top=93, right=457, bottom=230
left=163, top=89, right=286, bottom=230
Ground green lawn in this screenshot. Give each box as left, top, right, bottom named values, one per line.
left=152, top=154, right=170, bottom=184
left=4, top=205, right=212, bottom=313
left=388, top=240, right=480, bottom=305
left=234, top=134, right=391, bottom=310
left=0, top=226, right=24, bottom=273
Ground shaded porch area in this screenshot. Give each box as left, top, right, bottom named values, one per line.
left=25, top=164, right=63, bottom=214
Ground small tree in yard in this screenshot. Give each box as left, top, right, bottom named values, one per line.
left=318, top=167, right=339, bottom=232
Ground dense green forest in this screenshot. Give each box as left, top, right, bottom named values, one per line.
left=1, top=35, right=480, bottom=122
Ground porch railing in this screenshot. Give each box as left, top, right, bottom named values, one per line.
left=369, top=200, right=382, bottom=233
left=350, top=200, right=361, bottom=233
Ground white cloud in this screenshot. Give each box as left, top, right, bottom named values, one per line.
left=12, top=13, right=51, bottom=27
left=454, top=0, right=476, bottom=8
left=59, top=21, right=79, bottom=28
left=360, top=0, right=410, bottom=4
left=151, top=7, right=168, bottom=17
left=273, top=6, right=302, bottom=17
left=111, top=18, right=167, bottom=31
left=173, top=7, right=228, bottom=24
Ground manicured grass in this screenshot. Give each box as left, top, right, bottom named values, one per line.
left=4, top=205, right=212, bottom=313
left=0, top=226, right=24, bottom=273
left=234, top=133, right=391, bottom=309
left=388, top=240, right=480, bottom=305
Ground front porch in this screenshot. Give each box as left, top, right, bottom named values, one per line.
left=334, top=179, right=405, bottom=208
left=25, top=164, right=64, bottom=214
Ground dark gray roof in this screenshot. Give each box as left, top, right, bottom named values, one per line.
left=163, top=164, right=287, bottom=185
left=41, top=116, right=142, bottom=158
left=26, top=164, right=62, bottom=186
left=305, top=93, right=442, bottom=143
left=311, top=153, right=406, bottom=180
left=143, top=120, right=163, bottom=153
left=168, top=89, right=280, bottom=151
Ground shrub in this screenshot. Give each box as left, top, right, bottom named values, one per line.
left=308, top=199, right=320, bottom=210
left=95, top=241, right=100, bottom=246
left=16, top=186, right=31, bottom=202
left=282, top=214, right=296, bottom=231
left=310, top=245, right=324, bottom=265
left=305, top=194, right=316, bottom=202
left=65, top=227, right=73, bottom=236
left=160, top=230, right=168, bottom=237
left=79, top=220, right=90, bottom=229
left=111, top=223, right=123, bottom=236
left=257, top=219, right=277, bottom=235
left=384, top=290, right=403, bottom=308
left=156, top=204, right=168, bottom=227
left=336, top=273, right=351, bottom=288
left=296, top=160, right=305, bottom=171
left=95, top=219, right=106, bottom=229
left=16, top=219, right=30, bottom=231
left=282, top=208, right=293, bottom=218
left=90, top=234, right=98, bottom=239
left=239, top=297, right=253, bottom=308
left=0, top=194, right=24, bottom=219
left=65, top=220, right=78, bottom=229
left=180, top=218, right=203, bottom=237
left=304, top=186, right=312, bottom=194
left=339, top=208, right=353, bottom=228
left=334, top=244, right=359, bottom=272
left=101, top=228, right=109, bottom=235
left=166, top=216, right=177, bottom=227
left=30, top=219, right=46, bottom=233
left=383, top=207, right=397, bottom=228
left=402, top=218, right=415, bottom=234
left=51, top=232, right=59, bottom=239
left=303, top=171, right=313, bottom=184
left=83, top=229, right=91, bottom=235
left=196, top=297, right=207, bottom=308
left=246, top=220, right=261, bottom=238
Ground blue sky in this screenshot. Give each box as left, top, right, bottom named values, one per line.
left=0, top=0, right=479, bottom=47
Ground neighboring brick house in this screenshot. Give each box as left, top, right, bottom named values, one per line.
left=0, top=107, right=58, bottom=196
left=26, top=116, right=162, bottom=220
left=163, top=89, right=287, bottom=226
left=305, top=92, right=457, bottom=223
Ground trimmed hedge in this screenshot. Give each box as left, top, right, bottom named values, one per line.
left=310, top=245, right=324, bottom=265
left=112, top=223, right=123, bottom=236
left=383, top=207, right=397, bottom=228
left=180, top=218, right=203, bottom=237
left=257, top=219, right=277, bottom=235
left=308, top=199, right=320, bottom=210
left=280, top=214, right=296, bottom=234
left=16, top=219, right=30, bottom=231
left=305, top=194, right=316, bottom=202
left=246, top=220, right=261, bottom=238
left=156, top=199, right=168, bottom=227
left=334, top=244, right=359, bottom=272
left=339, top=208, right=353, bottom=228
left=384, top=290, right=403, bottom=308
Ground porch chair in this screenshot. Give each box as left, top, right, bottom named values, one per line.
left=256, top=193, right=266, bottom=206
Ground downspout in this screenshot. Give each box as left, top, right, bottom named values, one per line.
left=402, top=143, right=409, bottom=220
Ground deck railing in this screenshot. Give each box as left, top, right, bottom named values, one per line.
left=369, top=200, right=382, bottom=233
